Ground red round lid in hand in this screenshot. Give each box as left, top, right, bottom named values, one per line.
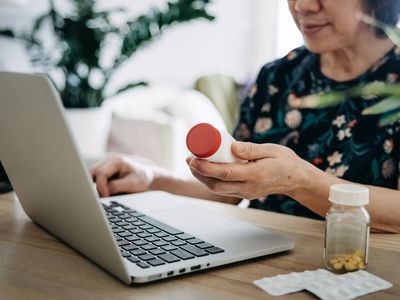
left=186, top=123, right=221, bottom=158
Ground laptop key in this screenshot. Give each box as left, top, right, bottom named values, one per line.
left=128, top=257, right=140, bottom=263
left=154, top=231, right=169, bottom=238
left=141, top=244, right=157, bottom=251
left=117, top=240, right=130, bottom=247
left=139, top=224, right=153, bottom=230
left=161, top=244, right=178, bottom=252
left=170, top=249, right=195, bottom=260
left=125, top=235, right=140, bottom=242
left=154, top=240, right=169, bottom=247
left=117, top=231, right=133, bottom=238
left=149, top=248, right=166, bottom=256
left=144, top=236, right=160, bottom=243
left=122, top=224, right=136, bottom=230
left=121, top=251, right=132, bottom=258
left=147, top=228, right=161, bottom=234
left=205, top=247, right=224, bottom=254
left=139, top=216, right=183, bottom=235
left=115, top=221, right=129, bottom=226
left=195, top=242, right=214, bottom=249
left=111, top=211, right=125, bottom=216
left=147, top=259, right=166, bottom=267
left=187, top=238, right=204, bottom=245
left=132, top=221, right=146, bottom=226
left=112, top=228, right=124, bottom=233
left=133, top=239, right=148, bottom=246
left=122, top=244, right=138, bottom=251
left=171, top=240, right=186, bottom=246
left=176, top=233, right=195, bottom=240
left=119, top=214, right=132, bottom=219
left=125, top=217, right=137, bottom=223
left=130, top=249, right=146, bottom=256
left=130, top=229, right=143, bottom=234
left=180, top=245, right=209, bottom=257
left=137, top=232, right=151, bottom=238
left=136, top=262, right=150, bottom=269
left=158, top=253, right=180, bottom=263
left=138, top=254, right=156, bottom=261
left=162, top=235, right=178, bottom=242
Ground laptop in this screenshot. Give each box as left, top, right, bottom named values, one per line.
left=0, top=71, right=294, bottom=284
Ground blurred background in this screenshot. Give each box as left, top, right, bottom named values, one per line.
left=0, top=0, right=303, bottom=191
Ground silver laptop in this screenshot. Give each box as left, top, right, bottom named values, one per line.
left=0, top=71, right=294, bottom=284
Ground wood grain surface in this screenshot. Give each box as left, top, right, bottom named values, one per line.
left=0, top=192, right=399, bottom=300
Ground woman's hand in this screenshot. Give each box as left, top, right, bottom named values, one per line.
left=186, top=141, right=313, bottom=200
left=91, top=154, right=156, bottom=197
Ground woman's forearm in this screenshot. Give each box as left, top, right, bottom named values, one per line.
left=290, top=162, right=400, bottom=233
left=149, top=166, right=241, bottom=205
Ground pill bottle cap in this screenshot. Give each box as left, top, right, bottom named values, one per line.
left=329, top=184, right=369, bottom=206
left=186, top=123, right=221, bottom=158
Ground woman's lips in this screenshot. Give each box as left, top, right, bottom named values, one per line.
left=302, top=23, right=328, bottom=34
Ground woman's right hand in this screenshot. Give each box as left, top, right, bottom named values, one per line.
left=90, top=154, right=156, bottom=197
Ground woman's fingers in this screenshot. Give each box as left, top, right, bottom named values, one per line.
left=108, top=177, right=134, bottom=195
left=188, top=157, right=256, bottom=182
left=92, top=158, right=124, bottom=197
left=189, top=165, right=244, bottom=194
left=232, top=142, right=281, bottom=161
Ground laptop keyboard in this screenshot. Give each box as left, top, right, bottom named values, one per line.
left=103, top=201, right=225, bottom=269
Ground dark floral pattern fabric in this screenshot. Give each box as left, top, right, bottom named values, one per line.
left=233, top=46, right=400, bottom=220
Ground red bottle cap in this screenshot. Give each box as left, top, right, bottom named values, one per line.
left=186, top=123, right=221, bottom=158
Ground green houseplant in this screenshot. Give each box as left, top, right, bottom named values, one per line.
left=290, top=13, right=400, bottom=126
left=0, top=0, right=215, bottom=164
left=0, top=0, right=214, bottom=108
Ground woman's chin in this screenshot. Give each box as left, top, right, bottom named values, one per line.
left=304, top=41, right=335, bottom=54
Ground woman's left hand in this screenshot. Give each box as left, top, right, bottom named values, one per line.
left=186, top=141, right=313, bottom=200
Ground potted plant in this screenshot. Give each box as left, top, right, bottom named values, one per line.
left=0, top=0, right=214, bottom=162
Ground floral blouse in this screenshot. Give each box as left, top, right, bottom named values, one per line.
left=233, top=46, right=400, bottom=220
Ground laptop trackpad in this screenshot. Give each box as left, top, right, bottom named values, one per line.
left=147, top=206, right=240, bottom=239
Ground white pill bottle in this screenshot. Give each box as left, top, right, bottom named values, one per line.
left=186, top=123, right=241, bottom=163
left=324, top=184, right=370, bottom=273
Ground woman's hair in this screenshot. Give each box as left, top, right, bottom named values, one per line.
left=363, top=0, right=400, bottom=37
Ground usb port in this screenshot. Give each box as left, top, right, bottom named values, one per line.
left=167, top=271, right=173, bottom=276
left=179, top=268, right=185, bottom=274
left=190, top=265, right=201, bottom=271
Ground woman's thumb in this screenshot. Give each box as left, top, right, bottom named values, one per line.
left=232, top=141, right=275, bottom=160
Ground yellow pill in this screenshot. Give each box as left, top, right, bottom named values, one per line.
left=349, top=259, right=358, bottom=266
left=344, top=254, right=352, bottom=260
left=357, top=261, right=365, bottom=269
left=352, top=255, right=362, bottom=263
left=354, top=250, right=363, bottom=258
left=330, top=259, right=338, bottom=265
left=344, top=262, right=356, bottom=271
left=333, top=262, right=343, bottom=270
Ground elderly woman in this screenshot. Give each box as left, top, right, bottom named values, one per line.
left=92, top=0, right=400, bottom=233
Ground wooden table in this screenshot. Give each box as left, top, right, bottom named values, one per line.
left=0, top=192, right=399, bottom=299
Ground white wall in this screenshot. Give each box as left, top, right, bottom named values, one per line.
left=0, top=0, right=302, bottom=89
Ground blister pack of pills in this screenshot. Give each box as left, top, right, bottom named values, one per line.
left=253, top=269, right=333, bottom=296
left=254, top=269, right=392, bottom=299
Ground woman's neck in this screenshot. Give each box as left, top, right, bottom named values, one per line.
left=320, top=34, right=395, bottom=82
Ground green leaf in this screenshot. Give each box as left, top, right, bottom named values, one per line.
left=358, top=13, right=400, bottom=47
left=110, top=81, right=148, bottom=97
left=362, top=97, right=400, bottom=115
left=0, top=29, right=15, bottom=38
left=379, top=110, right=400, bottom=127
